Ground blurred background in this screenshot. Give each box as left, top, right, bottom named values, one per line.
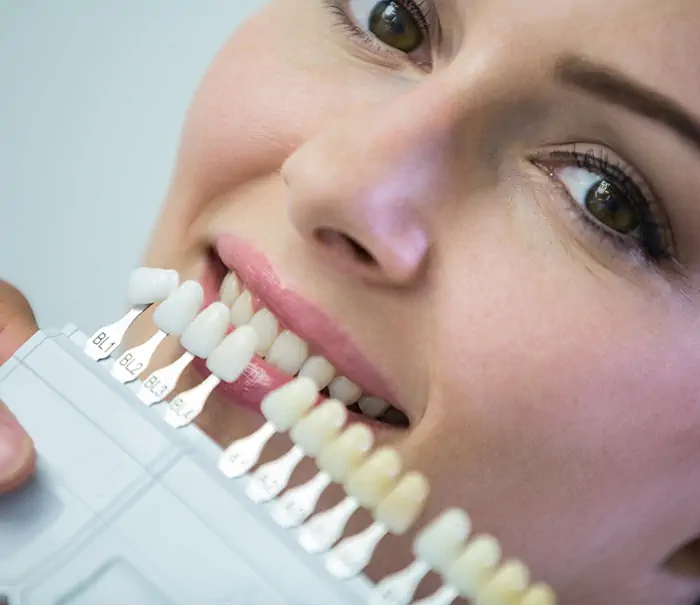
left=0, top=0, right=263, bottom=333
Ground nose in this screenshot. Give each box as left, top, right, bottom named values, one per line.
left=282, top=88, right=458, bottom=287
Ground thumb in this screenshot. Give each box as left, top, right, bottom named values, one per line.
left=0, top=280, right=38, bottom=491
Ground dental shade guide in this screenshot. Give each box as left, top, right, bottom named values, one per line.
left=0, top=269, right=556, bottom=605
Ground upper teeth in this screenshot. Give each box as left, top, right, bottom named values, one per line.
left=219, top=271, right=393, bottom=420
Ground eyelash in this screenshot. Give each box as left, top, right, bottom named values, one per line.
left=321, top=1, right=675, bottom=270
left=321, top=0, right=434, bottom=66
left=535, top=149, right=672, bottom=266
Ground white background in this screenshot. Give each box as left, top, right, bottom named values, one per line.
left=0, top=1, right=263, bottom=333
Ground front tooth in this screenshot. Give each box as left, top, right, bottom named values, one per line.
left=374, top=471, right=430, bottom=535
left=358, top=396, right=390, bottom=419
left=219, top=272, right=240, bottom=307
left=476, top=559, right=530, bottom=605
left=520, top=584, right=556, bottom=605
left=290, top=399, right=347, bottom=457
left=266, top=331, right=309, bottom=375
left=153, top=281, right=204, bottom=336
left=180, top=302, right=230, bottom=358
left=445, top=534, right=502, bottom=600
left=344, top=447, right=402, bottom=509
left=126, top=267, right=180, bottom=306
left=299, top=356, right=336, bottom=389
left=329, top=376, right=362, bottom=405
left=230, top=290, right=254, bottom=325
left=261, top=376, right=318, bottom=431
left=317, top=423, right=374, bottom=482
left=248, top=308, right=279, bottom=356
left=413, top=509, right=472, bottom=572
left=206, top=325, right=258, bottom=382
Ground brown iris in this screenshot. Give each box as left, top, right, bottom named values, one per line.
left=586, top=180, right=639, bottom=234
left=369, top=0, right=423, bottom=53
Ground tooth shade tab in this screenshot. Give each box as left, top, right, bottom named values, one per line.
left=126, top=267, right=180, bottom=306
left=344, top=447, right=403, bottom=509
left=374, top=471, right=429, bottom=535
left=245, top=445, right=306, bottom=504
left=180, top=302, right=231, bottom=358
left=317, top=423, right=374, bottom=483
left=411, top=585, right=459, bottom=605
left=326, top=521, right=388, bottom=579
left=248, top=308, right=279, bottom=355
left=153, top=280, right=204, bottom=336
left=298, top=495, right=359, bottom=554
left=230, top=290, right=254, bottom=325
left=206, top=326, right=258, bottom=383
left=110, top=330, right=168, bottom=385
left=219, top=422, right=276, bottom=478
left=261, top=377, right=318, bottom=432
left=445, top=534, right=502, bottom=600
left=413, top=508, right=472, bottom=572
left=165, top=374, right=220, bottom=429
left=84, top=307, right=144, bottom=361
left=138, top=351, right=194, bottom=406
left=520, top=583, right=557, bottom=605
left=266, top=330, right=309, bottom=375
left=271, top=471, right=333, bottom=529
left=219, top=272, right=240, bottom=307
left=290, top=399, right=348, bottom=457
left=368, top=559, right=432, bottom=605
left=299, top=355, right=336, bottom=389
left=476, top=559, right=530, bottom=605
left=358, top=396, right=391, bottom=418
left=329, top=376, right=363, bottom=405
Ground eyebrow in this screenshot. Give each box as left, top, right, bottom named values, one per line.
left=554, top=55, right=700, bottom=154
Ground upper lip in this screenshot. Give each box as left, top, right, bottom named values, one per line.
left=213, top=233, right=401, bottom=412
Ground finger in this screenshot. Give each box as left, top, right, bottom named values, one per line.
left=0, top=401, right=35, bottom=493
left=0, top=280, right=39, bottom=365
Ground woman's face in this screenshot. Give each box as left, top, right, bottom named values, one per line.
left=138, top=1, right=700, bottom=602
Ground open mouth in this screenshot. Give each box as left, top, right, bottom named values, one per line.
left=195, top=236, right=410, bottom=430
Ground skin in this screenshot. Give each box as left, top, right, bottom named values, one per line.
left=3, top=1, right=700, bottom=602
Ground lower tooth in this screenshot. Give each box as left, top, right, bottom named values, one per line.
left=358, top=396, right=390, bottom=419
left=329, top=376, right=363, bottom=405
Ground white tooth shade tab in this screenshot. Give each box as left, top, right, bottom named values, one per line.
left=413, top=508, right=472, bottom=572
left=476, top=559, right=530, bottom=605
left=230, top=290, right=254, bottom=325
left=290, top=399, right=348, bottom=456
left=261, top=377, right=318, bottom=431
left=126, top=267, right=180, bottom=306
left=358, top=396, right=391, bottom=419
left=206, top=326, right=258, bottom=382
left=299, top=355, right=336, bottom=389
left=266, top=330, right=309, bottom=375
left=219, top=272, right=240, bottom=307
left=445, top=534, right=502, bottom=600
left=317, top=423, right=374, bottom=483
left=248, top=308, right=279, bottom=356
left=329, top=376, right=363, bottom=405
left=180, top=302, right=231, bottom=358
left=374, top=471, right=430, bottom=535
left=153, top=281, right=204, bottom=336
left=344, top=447, right=403, bottom=509
left=520, top=583, right=556, bottom=605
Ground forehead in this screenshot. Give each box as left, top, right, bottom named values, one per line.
left=442, top=0, right=700, bottom=116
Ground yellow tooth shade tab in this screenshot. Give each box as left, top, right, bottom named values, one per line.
left=260, top=377, right=318, bottom=431
left=374, top=471, right=430, bottom=535
left=445, top=534, right=502, bottom=600
left=290, top=399, right=348, bottom=457
left=317, top=424, right=374, bottom=482
left=519, top=583, right=556, bottom=605
left=477, top=559, right=530, bottom=605
left=413, top=508, right=472, bottom=572
left=344, top=447, right=403, bottom=509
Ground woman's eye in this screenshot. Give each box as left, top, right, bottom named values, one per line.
left=554, top=166, right=641, bottom=236
left=350, top=0, right=425, bottom=53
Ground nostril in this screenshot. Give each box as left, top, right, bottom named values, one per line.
left=315, top=228, right=378, bottom=267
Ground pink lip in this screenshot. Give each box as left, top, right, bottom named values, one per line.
left=192, top=234, right=399, bottom=420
